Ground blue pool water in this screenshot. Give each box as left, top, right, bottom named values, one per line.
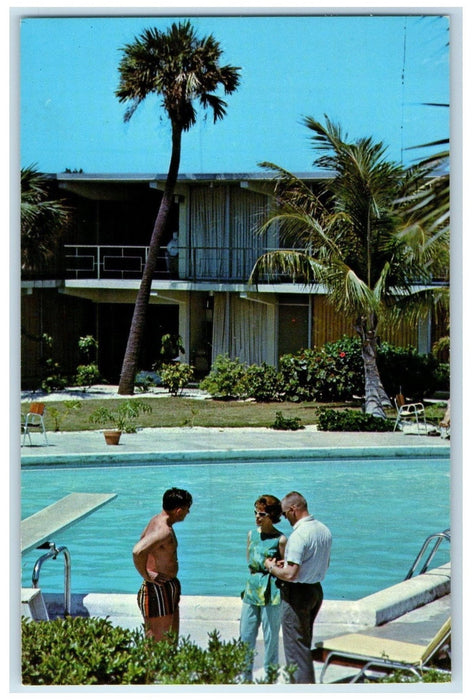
left=21, top=457, right=450, bottom=601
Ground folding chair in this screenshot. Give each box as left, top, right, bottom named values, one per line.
left=313, top=616, right=451, bottom=683
left=393, top=393, right=427, bottom=434
left=22, top=402, right=48, bottom=446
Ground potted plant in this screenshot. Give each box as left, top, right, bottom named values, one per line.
left=89, top=399, right=152, bottom=445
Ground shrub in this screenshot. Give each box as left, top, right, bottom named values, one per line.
left=160, top=363, right=195, bottom=396
left=377, top=342, right=447, bottom=400
left=270, top=411, right=304, bottom=431
left=39, top=334, right=68, bottom=393
left=243, top=363, right=283, bottom=402
left=279, top=336, right=364, bottom=402
left=75, top=363, right=101, bottom=391
left=200, top=338, right=448, bottom=407
left=317, top=408, right=394, bottom=432
left=369, top=668, right=451, bottom=684
left=278, top=350, right=319, bottom=402
left=433, top=362, right=451, bottom=392
left=40, top=359, right=68, bottom=393
left=75, top=336, right=100, bottom=390
left=199, top=354, right=247, bottom=399
left=135, top=370, right=161, bottom=392
left=153, top=333, right=185, bottom=369
left=77, top=335, right=98, bottom=362
left=21, top=617, right=251, bottom=685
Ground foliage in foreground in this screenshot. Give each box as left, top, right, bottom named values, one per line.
left=22, top=616, right=251, bottom=685
left=368, top=668, right=451, bottom=684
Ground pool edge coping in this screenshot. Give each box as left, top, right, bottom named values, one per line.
left=21, top=444, right=451, bottom=467
left=25, top=563, right=451, bottom=629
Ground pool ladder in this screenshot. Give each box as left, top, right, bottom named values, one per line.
left=404, top=528, right=450, bottom=580
left=32, top=541, right=71, bottom=616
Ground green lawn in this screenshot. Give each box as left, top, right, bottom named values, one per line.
left=21, top=396, right=446, bottom=433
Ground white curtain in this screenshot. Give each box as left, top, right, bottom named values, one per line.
left=230, top=188, right=268, bottom=279
left=189, top=185, right=271, bottom=280
left=189, top=186, right=228, bottom=278
left=212, top=293, right=271, bottom=365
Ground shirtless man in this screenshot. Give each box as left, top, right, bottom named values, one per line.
left=133, top=487, right=192, bottom=642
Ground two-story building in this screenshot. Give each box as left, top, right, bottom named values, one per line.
left=20, top=171, right=446, bottom=388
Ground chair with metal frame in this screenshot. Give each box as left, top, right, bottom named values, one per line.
left=22, top=402, right=48, bottom=446
left=393, top=393, right=427, bottom=434
left=313, top=616, right=451, bottom=683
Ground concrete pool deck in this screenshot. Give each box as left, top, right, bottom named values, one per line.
left=20, top=423, right=450, bottom=466
left=20, top=383, right=450, bottom=464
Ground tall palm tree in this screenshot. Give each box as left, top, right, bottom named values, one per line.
left=21, top=165, right=70, bottom=273
left=250, top=117, right=449, bottom=417
left=116, top=21, right=240, bottom=394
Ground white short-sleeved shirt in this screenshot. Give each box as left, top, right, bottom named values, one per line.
left=284, top=515, right=332, bottom=584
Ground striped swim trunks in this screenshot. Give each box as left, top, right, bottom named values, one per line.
left=137, top=577, right=181, bottom=619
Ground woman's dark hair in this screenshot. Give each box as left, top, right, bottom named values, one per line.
left=254, top=494, right=282, bottom=524
left=163, top=487, right=193, bottom=511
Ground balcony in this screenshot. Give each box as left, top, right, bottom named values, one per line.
left=64, top=244, right=266, bottom=284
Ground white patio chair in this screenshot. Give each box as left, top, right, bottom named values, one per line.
left=22, top=402, right=48, bottom=446
left=393, top=393, right=427, bottom=434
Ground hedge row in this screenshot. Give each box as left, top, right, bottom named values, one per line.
left=199, top=337, right=449, bottom=403
left=22, top=617, right=251, bottom=685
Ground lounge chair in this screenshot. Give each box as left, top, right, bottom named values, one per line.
left=393, top=393, right=427, bottom=434
left=21, top=402, right=48, bottom=446
left=313, top=616, right=451, bottom=683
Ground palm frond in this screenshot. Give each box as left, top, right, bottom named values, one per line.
left=251, top=115, right=449, bottom=333
left=116, top=21, right=240, bottom=130
left=249, top=250, right=324, bottom=286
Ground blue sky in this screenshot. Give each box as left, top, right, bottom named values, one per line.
left=19, top=11, right=450, bottom=175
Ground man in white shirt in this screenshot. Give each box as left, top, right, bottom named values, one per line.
left=264, top=491, right=331, bottom=683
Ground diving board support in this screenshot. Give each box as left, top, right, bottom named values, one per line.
left=21, top=492, right=117, bottom=554
left=22, top=588, right=49, bottom=621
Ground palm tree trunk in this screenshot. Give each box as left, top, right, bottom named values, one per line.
left=118, top=124, right=183, bottom=395
left=356, top=319, right=392, bottom=418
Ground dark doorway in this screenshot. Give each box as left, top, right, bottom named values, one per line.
left=97, top=303, right=179, bottom=383
left=278, top=296, right=310, bottom=357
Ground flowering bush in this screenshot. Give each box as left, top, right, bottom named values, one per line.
left=279, top=336, right=364, bottom=402
left=200, top=337, right=449, bottom=404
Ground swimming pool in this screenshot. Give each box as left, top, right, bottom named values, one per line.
left=21, top=457, right=450, bottom=601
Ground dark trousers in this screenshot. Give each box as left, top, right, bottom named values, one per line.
left=280, top=581, right=323, bottom=684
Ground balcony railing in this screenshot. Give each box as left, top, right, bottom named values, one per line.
left=64, top=244, right=268, bottom=283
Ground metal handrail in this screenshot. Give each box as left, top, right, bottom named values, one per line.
left=404, top=529, right=450, bottom=580
left=32, top=541, right=71, bottom=616
left=63, top=243, right=284, bottom=283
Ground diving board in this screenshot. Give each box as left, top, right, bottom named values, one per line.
left=21, top=492, right=117, bottom=554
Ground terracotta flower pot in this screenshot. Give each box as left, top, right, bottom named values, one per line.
left=103, top=430, right=122, bottom=445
